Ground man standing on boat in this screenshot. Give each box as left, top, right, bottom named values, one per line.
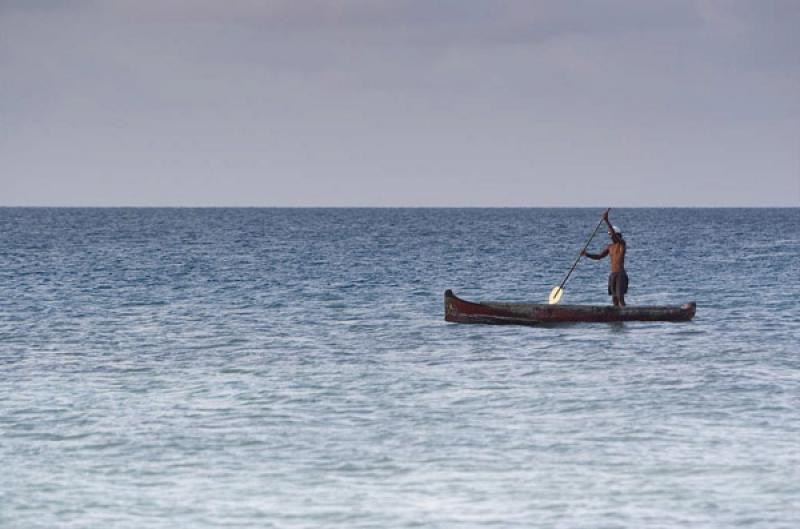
left=582, top=209, right=628, bottom=307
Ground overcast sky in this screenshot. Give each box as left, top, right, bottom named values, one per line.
left=1, top=0, right=798, bottom=206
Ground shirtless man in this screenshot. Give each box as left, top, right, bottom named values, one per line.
left=581, top=209, right=628, bottom=307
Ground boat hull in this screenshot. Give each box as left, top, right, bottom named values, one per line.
left=444, top=290, right=696, bottom=325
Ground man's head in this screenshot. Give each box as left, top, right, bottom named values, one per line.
left=608, top=225, right=622, bottom=242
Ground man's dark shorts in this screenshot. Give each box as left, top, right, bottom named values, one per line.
left=608, top=271, right=629, bottom=298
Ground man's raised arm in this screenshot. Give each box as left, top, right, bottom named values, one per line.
left=581, top=208, right=612, bottom=259
left=582, top=246, right=609, bottom=260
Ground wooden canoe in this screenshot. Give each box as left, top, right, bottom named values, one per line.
left=444, top=289, right=696, bottom=325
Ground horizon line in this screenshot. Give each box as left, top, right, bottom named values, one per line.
left=1, top=205, right=797, bottom=209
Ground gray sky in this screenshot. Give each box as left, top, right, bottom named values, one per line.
left=1, top=0, right=798, bottom=206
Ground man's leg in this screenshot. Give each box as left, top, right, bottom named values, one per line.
left=618, top=272, right=628, bottom=307
left=608, top=273, right=616, bottom=306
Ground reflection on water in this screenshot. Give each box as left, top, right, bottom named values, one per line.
left=0, top=208, right=798, bottom=528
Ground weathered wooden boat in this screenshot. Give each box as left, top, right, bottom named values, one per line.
left=444, top=289, right=696, bottom=325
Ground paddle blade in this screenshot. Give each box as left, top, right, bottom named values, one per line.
left=549, top=286, right=563, bottom=304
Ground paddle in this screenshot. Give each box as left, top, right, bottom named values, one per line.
left=548, top=210, right=608, bottom=304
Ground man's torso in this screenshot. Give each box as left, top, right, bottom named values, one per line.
left=607, top=241, right=626, bottom=273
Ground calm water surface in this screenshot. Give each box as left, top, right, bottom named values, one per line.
left=1, top=208, right=798, bottom=528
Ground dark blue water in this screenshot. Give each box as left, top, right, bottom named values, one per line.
left=1, top=208, right=798, bottom=528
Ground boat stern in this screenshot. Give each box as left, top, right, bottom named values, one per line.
left=681, top=301, right=697, bottom=321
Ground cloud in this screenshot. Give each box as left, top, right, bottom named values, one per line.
left=0, top=0, right=93, bottom=14
left=97, top=1, right=701, bottom=45
left=1, top=0, right=798, bottom=205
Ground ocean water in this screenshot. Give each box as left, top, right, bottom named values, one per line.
left=1, top=208, right=798, bottom=528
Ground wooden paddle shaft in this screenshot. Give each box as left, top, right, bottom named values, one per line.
left=557, top=213, right=607, bottom=291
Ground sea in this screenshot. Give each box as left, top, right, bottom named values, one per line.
left=1, top=208, right=798, bottom=528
